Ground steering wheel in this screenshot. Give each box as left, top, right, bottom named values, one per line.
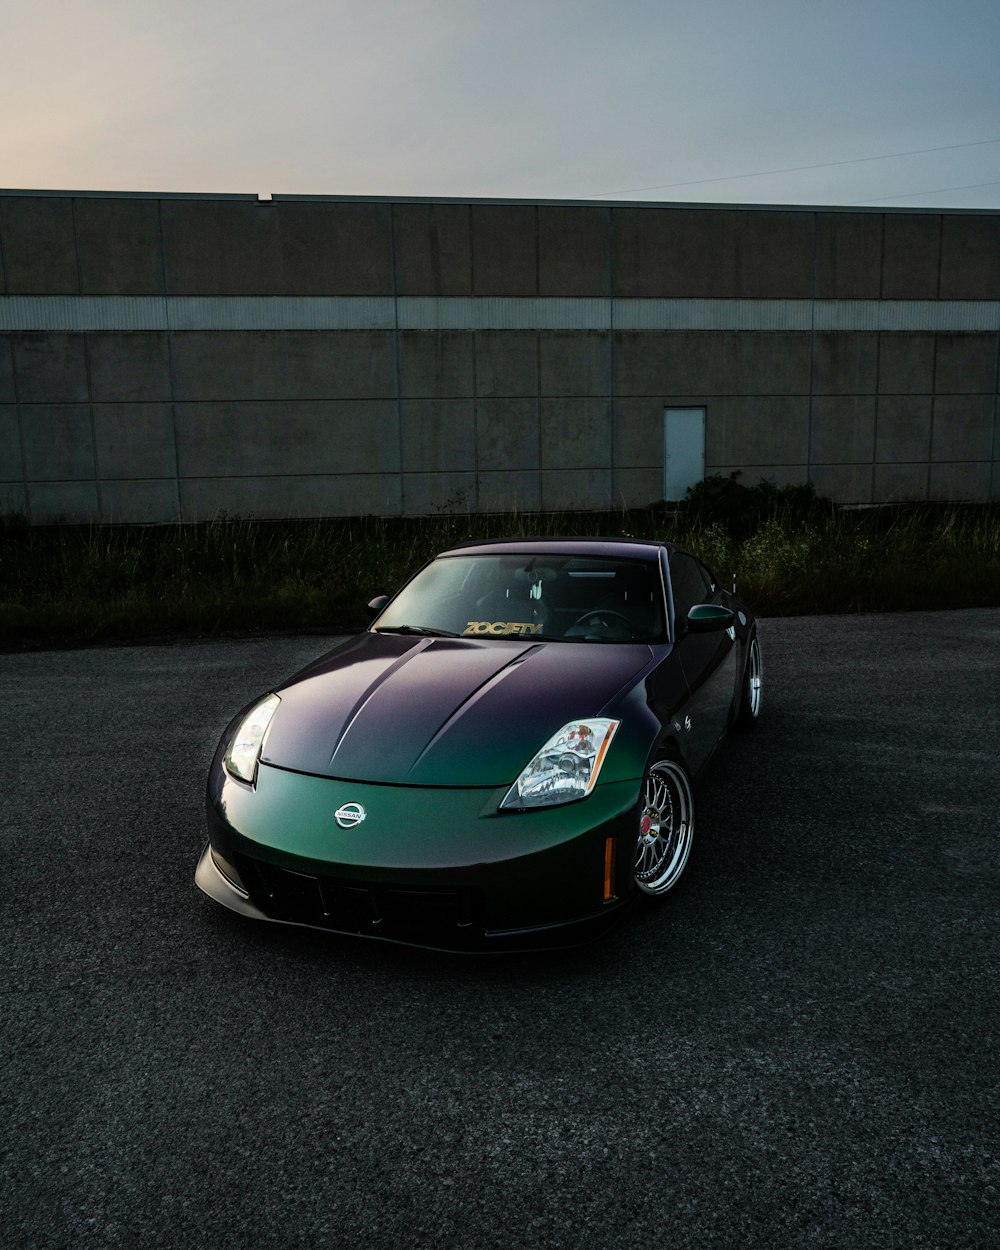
left=571, top=610, right=634, bottom=635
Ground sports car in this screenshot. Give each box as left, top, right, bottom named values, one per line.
left=196, top=537, right=761, bottom=950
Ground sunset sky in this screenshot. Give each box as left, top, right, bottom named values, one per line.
left=3, top=0, right=999, bottom=208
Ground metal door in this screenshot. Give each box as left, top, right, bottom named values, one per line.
left=663, top=407, right=706, bottom=501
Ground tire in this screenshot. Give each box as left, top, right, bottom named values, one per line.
left=634, top=758, right=695, bottom=898
left=736, top=634, right=762, bottom=730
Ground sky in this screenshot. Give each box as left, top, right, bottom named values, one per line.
left=2, top=0, right=1000, bottom=208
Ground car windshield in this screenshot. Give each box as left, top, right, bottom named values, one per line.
left=374, top=553, right=666, bottom=643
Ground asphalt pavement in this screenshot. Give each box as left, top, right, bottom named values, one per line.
left=1, top=611, right=998, bottom=1250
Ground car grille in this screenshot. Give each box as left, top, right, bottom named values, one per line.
left=233, top=854, right=482, bottom=948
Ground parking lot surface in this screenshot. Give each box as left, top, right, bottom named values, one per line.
left=2, top=611, right=998, bottom=1249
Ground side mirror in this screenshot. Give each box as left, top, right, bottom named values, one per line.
left=366, top=594, right=390, bottom=620
left=686, top=603, right=735, bottom=634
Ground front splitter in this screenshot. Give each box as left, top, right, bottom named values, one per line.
left=194, top=842, right=634, bottom=954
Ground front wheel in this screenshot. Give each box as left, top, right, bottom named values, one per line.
left=736, top=634, right=762, bottom=730
left=634, top=758, right=695, bottom=898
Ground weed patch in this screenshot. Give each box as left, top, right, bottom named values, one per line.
left=2, top=497, right=999, bottom=646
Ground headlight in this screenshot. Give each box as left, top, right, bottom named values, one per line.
left=224, top=693, right=280, bottom=783
left=500, top=719, right=620, bottom=810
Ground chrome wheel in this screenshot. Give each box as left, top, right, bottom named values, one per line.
left=634, top=759, right=694, bottom=896
left=737, top=635, right=762, bottom=728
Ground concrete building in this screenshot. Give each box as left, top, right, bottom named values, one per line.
left=1, top=189, right=998, bottom=523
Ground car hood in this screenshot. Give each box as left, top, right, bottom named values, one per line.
left=261, top=631, right=654, bottom=786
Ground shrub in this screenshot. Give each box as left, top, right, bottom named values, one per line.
left=682, top=472, right=832, bottom=537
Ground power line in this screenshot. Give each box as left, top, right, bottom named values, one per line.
left=851, top=180, right=1000, bottom=204
left=587, top=138, right=1000, bottom=198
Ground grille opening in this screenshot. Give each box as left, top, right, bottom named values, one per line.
left=235, top=855, right=480, bottom=943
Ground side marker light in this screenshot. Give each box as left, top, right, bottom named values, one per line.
left=603, top=836, right=617, bottom=901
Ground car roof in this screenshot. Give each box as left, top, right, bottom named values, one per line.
left=438, top=536, right=674, bottom=561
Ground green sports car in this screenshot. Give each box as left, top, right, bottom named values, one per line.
left=195, top=537, right=761, bottom=950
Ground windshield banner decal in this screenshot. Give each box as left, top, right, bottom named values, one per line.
left=463, top=621, right=543, bottom=637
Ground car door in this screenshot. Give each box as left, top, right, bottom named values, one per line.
left=667, top=551, right=737, bottom=771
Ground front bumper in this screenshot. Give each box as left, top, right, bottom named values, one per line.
left=198, top=762, right=640, bottom=952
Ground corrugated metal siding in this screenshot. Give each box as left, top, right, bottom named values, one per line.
left=397, top=297, right=611, bottom=330
left=0, top=296, right=166, bottom=331
left=2, top=294, right=999, bottom=332
left=814, top=300, right=1000, bottom=332
left=164, top=297, right=395, bottom=331
left=612, top=299, right=814, bottom=330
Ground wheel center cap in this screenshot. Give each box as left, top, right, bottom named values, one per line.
left=640, top=810, right=660, bottom=844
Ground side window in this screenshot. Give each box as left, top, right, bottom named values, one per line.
left=696, top=559, right=717, bottom=595
left=668, top=552, right=710, bottom=628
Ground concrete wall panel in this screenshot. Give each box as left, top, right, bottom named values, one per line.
left=75, top=198, right=164, bottom=294
left=939, top=215, right=1000, bottom=298
left=810, top=397, right=876, bottom=464
left=808, top=463, right=873, bottom=504
left=538, top=206, right=610, bottom=296
left=285, top=200, right=396, bottom=296
left=930, top=395, right=996, bottom=462
left=934, top=333, right=999, bottom=394
left=613, top=208, right=813, bottom=298
left=169, top=331, right=396, bottom=401
left=180, top=474, right=402, bottom=521
left=873, top=461, right=928, bottom=501
left=882, top=214, right=940, bottom=298
left=616, top=331, right=810, bottom=396
left=540, top=468, right=613, bottom=511
left=540, top=398, right=611, bottom=469
left=100, top=479, right=179, bottom=522
left=1, top=405, right=21, bottom=480
left=393, top=203, right=472, bottom=296
left=28, top=481, right=99, bottom=523
left=735, top=211, right=814, bottom=298
left=876, top=396, right=932, bottom=462
left=94, top=404, right=177, bottom=479
left=705, top=397, right=810, bottom=466
left=718, top=331, right=798, bottom=395
left=402, top=471, right=477, bottom=514
left=613, top=467, right=661, bottom=507
left=613, top=208, right=736, bottom=298
left=401, top=400, right=475, bottom=472
left=162, top=201, right=394, bottom=295
left=398, top=331, right=474, bottom=398
left=539, top=331, right=610, bottom=396
left=614, top=332, right=684, bottom=395
left=13, top=334, right=89, bottom=402
left=811, top=332, right=878, bottom=395
left=476, top=470, right=540, bottom=512
left=815, top=213, right=883, bottom=298
left=929, top=461, right=992, bottom=501
left=476, top=399, right=539, bottom=471
left=613, top=398, right=662, bottom=470
left=22, top=405, right=95, bottom=480
left=88, top=333, right=173, bottom=402
left=878, top=334, right=935, bottom=394
left=0, top=197, right=78, bottom=294
left=175, top=401, right=400, bottom=476
left=0, top=336, right=14, bottom=402
left=474, top=331, right=538, bottom=397
left=0, top=482, right=27, bottom=513
left=471, top=206, right=537, bottom=296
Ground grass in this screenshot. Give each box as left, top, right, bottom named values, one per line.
left=2, top=488, right=999, bottom=646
